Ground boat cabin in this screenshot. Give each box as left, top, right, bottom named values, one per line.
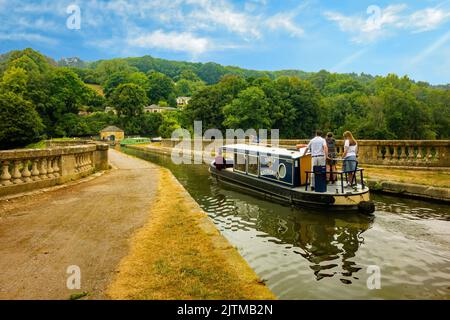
left=221, top=144, right=312, bottom=188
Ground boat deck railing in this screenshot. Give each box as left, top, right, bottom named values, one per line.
left=305, top=159, right=365, bottom=194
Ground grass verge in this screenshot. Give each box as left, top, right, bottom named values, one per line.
left=365, top=167, right=450, bottom=188
left=107, top=168, right=275, bottom=300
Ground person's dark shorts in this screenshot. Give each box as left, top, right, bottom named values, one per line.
left=327, top=153, right=337, bottom=166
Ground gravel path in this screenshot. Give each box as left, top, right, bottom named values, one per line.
left=0, top=149, right=160, bottom=300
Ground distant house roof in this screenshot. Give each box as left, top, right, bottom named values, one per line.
left=101, top=125, right=124, bottom=132
left=144, top=105, right=178, bottom=111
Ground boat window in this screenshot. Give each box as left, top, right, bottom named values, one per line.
left=234, top=152, right=246, bottom=173
left=247, top=155, right=259, bottom=176
left=278, top=163, right=287, bottom=179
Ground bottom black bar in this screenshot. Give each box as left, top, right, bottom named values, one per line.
left=0, top=300, right=447, bottom=319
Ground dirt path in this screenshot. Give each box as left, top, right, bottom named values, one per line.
left=0, top=149, right=160, bottom=300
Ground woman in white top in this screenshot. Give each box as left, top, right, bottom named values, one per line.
left=342, top=131, right=358, bottom=186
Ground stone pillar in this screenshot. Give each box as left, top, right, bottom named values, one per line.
left=60, top=154, right=77, bottom=177
left=93, top=144, right=109, bottom=171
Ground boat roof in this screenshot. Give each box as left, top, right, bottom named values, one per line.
left=222, top=144, right=308, bottom=159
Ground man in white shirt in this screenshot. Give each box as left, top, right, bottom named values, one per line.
left=303, top=130, right=328, bottom=190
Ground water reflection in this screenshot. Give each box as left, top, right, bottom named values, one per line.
left=208, top=180, right=374, bottom=283
left=293, top=214, right=372, bottom=282
left=373, top=194, right=450, bottom=221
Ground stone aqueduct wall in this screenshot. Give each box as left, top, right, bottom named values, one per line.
left=0, top=142, right=109, bottom=197
left=161, top=139, right=450, bottom=168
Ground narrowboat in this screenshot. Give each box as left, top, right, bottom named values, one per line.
left=209, top=144, right=375, bottom=215
left=151, top=137, right=163, bottom=143
left=120, top=137, right=151, bottom=146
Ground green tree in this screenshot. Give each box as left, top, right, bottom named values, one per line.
left=110, top=83, right=148, bottom=118
left=382, top=88, right=434, bottom=139
left=127, top=72, right=150, bottom=91
left=223, top=86, right=272, bottom=131
left=323, top=78, right=366, bottom=96
left=104, top=71, right=150, bottom=98
left=103, top=71, right=131, bottom=98
left=140, top=112, right=163, bottom=136
left=109, top=83, right=148, bottom=134
left=83, top=86, right=106, bottom=112
left=6, top=48, right=52, bottom=74
left=158, top=113, right=181, bottom=138
left=147, top=71, right=175, bottom=105
left=84, top=112, right=119, bottom=134
left=197, top=62, right=228, bottom=85
left=0, top=92, right=44, bottom=149
left=41, top=68, right=91, bottom=134
left=177, top=69, right=201, bottom=82
left=354, top=96, right=395, bottom=139
left=54, top=113, right=89, bottom=137
left=95, top=59, right=137, bottom=84
left=273, top=77, right=322, bottom=138
left=175, top=79, right=205, bottom=97
left=186, top=76, right=246, bottom=132
left=0, top=66, right=28, bottom=96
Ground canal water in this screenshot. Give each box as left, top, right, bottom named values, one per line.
left=123, top=147, right=450, bottom=299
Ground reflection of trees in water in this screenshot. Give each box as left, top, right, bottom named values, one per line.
left=294, top=216, right=372, bottom=283
left=210, top=182, right=374, bottom=285
left=246, top=207, right=373, bottom=284
left=294, top=221, right=368, bottom=283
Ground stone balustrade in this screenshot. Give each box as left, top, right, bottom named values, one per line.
left=159, top=138, right=449, bottom=168
left=0, top=143, right=109, bottom=197
left=351, top=140, right=448, bottom=167
left=277, top=140, right=449, bottom=168
left=45, top=139, right=91, bottom=147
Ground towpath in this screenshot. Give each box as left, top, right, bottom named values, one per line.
left=0, top=149, right=160, bottom=299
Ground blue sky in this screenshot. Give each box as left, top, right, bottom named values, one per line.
left=1, top=0, right=449, bottom=84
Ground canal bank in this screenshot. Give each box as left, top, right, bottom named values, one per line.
left=127, top=144, right=450, bottom=203
left=107, top=165, right=275, bottom=300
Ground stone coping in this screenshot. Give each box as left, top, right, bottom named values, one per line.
left=368, top=179, right=450, bottom=202
left=0, top=144, right=108, bottom=160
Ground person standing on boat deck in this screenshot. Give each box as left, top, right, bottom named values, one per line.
left=215, top=148, right=226, bottom=171
left=326, top=132, right=337, bottom=184
left=342, top=131, right=358, bottom=187
left=303, top=130, right=328, bottom=190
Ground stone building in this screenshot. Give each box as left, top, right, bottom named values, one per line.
left=144, top=104, right=178, bottom=113
left=176, top=96, right=191, bottom=107
left=100, top=126, right=125, bottom=142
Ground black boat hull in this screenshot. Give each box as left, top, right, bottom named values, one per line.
left=209, top=164, right=375, bottom=215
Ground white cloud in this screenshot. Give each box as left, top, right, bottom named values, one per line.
left=407, top=8, right=450, bottom=32
left=266, top=13, right=305, bottom=37
left=244, top=0, right=267, bottom=12
left=16, top=17, right=59, bottom=31
left=324, top=4, right=406, bottom=43
left=325, top=4, right=450, bottom=43
left=187, top=0, right=262, bottom=39
left=0, top=32, right=57, bottom=45
left=127, top=30, right=211, bottom=55
left=0, top=0, right=307, bottom=55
